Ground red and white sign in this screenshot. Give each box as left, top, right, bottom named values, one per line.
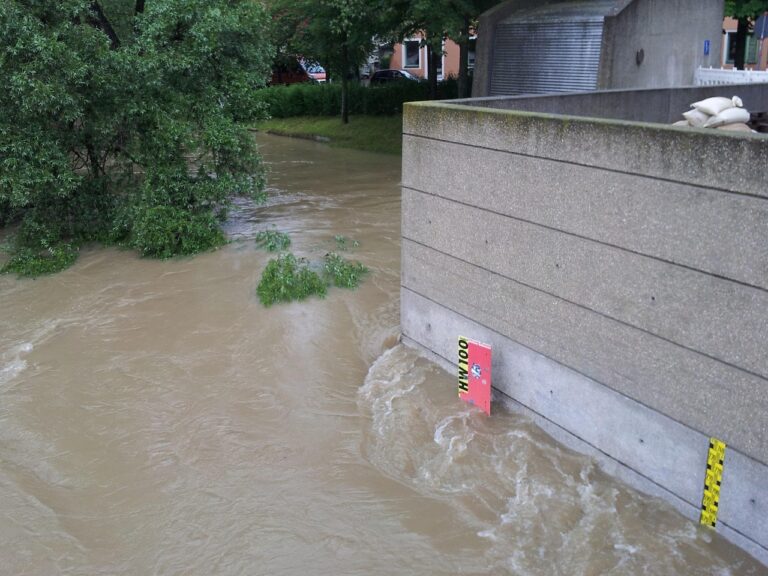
left=458, top=336, right=492, bottom=415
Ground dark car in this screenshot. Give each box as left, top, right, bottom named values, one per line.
left=369, top=69, right=420, bottom=85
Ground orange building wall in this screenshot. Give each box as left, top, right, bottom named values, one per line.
left=722, top=16, right=768, bottom=70
left=391, top=35, right=463, bottom=79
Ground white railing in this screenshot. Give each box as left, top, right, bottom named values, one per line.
left=695, top=66, right=768, bottom=86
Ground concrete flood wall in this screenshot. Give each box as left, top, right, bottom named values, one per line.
left=400, top=85, right=768, bottom=564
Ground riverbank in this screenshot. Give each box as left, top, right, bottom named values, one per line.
left=250, top=115, right=402, bottom=155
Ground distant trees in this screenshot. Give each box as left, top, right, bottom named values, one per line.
left=0, top=1, right=273, bottom=275
left=725, top=0, right=768, bottom=69
left=393, top=1, right=499, bottom=98
left=268, top=0, right=502, bottom=111
left=269, top=0, right=394, bottom=123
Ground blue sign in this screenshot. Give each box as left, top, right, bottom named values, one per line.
left=704, top=40, right=710, bottom=56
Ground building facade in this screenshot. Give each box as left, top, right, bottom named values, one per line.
left=722, top=16, right=768, bottom=70
left=389, top=34, right=476, bottom=80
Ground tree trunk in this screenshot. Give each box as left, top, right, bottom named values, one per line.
left=88, top=1, right=120, bottom=49
left=341, top=42, right=350, bottom=124
left=135, top=0, right=145, bottom=15
left=734, top=17, right=750, bottom=70
left=428, top=44, right=439, bottom=100
left=457, top=15, right=470, bottom=98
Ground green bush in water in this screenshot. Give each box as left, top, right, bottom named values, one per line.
left=257, top=253, right=327, bottom=306
left=255, top=229, right=291, bottom=252
left=129, top=206, right=226, bottom=259
left=1, top=242, right=79, bottom=277
left=333, top=235, right=359, bottom=250
left=323, top=252, right=367, bottom=288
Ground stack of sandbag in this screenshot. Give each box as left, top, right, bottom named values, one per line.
left=672, top=96, right=753, bottom=132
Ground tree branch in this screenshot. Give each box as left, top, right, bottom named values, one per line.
left=88, top=1, right=120, bottom=50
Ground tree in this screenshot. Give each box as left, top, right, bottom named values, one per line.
left=725, top=0, right=768, bottom=69
left=270, top=0, right=397, bottom=123
left=393, top=0, right=500, bottom=99
left=0, top=0, right=273, bottom=276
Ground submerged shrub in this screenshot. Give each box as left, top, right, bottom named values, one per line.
left=323, top=252, right=367, bottom=288
left=0, top=1, right=272, bottom=277
left=0, top=243, right=79, bottom=277
left=129, top=206, right=226, bottom=259
left=255, top=229, right=291, bottom=252
left=333, top=235, right=359, bottom=250
left=257, top=253, right=327, bottom=306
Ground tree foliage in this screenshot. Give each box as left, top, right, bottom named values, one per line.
left=725, top=0, right=768, bottom=19
left=269, top=0, right=392, bottom=123
left=385, top=0, right=500, bottom=98
left=0, top=0, right=273, bottom=276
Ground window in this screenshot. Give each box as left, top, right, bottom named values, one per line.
left=724, top=31, right=759, bottom=66
left=436, top=40, right=445, bottom=80
left=403, top=40, right=421, bottom=68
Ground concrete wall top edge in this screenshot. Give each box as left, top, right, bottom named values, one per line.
left=404, top=97, right=767, bottom=137
left=428, top=83, right=768, bottom=125
left=402, top=101, right=768, bottom=198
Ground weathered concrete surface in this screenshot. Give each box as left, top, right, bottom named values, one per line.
left=403, top=189, right=768, bottom=378
left=464, top=83, right=768, bottom=124
left=400, top=290, right=768, bottom=565
left=404, top=103, right=768, bottom=199
left=402, top=135, right=768, bottom=291
left=473, top=0, right=723, bottom=97
left=599, top=0, right=723, bottom=90
left=400, top=90, right=768, bottom=563
left=402, top=239, right=768, bottom=462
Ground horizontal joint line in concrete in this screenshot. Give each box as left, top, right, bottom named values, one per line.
left=401, top=285, right=768, bottom=503
left=402, top=185, right=768, bottom=296
left=401, top=323, right=768, bottom=554
left=400, top=330, right=698, bottom=507
left=402, top=236, right=768, bottom=383
left=402, top=132, right=768, bottom=203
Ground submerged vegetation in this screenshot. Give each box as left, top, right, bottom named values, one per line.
left=323, top=252, right=367, bottom=288
left=255, top=229, right=292, bottom=252
left=256, top=253, right=327, bottom=306
left=334, top=235, right=360, bottom=250
left=256, top=237, right=368, bottom=306
left=0, top=0, right=273, bottom=277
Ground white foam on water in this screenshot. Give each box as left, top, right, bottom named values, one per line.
left=359, top=345, right=764, bottom=575
left=0, top=341, right=34, bottom=387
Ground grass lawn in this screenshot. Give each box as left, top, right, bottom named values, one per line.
left=251, top=115, right=403, bottom=155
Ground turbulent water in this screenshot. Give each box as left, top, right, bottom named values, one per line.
left=0, top=134, right=763, bottom=575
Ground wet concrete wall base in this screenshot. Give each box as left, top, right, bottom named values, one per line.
left=400, top=290, right=768, bottom=565
left=400, top=86, right=768, bottom=565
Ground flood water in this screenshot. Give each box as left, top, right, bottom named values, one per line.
left=0, top=134, right=763, bottom=575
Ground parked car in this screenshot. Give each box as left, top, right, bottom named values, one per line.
left=271, top=59, right=326, bottom=85
left=270, top=60, right=311, bottom=86
left=301, top=61, right=326, bottom=83
left=369, top=69, right=420, bottom=85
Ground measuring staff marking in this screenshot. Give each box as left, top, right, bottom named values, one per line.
left=458, top=336, right=469, bottom=395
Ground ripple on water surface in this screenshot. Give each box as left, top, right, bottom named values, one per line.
left=0, top=134, right=763, bottom=575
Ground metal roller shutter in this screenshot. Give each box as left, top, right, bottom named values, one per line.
left=490, top=18, right=604, bottom=96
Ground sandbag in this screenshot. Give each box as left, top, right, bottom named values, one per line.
left=672, top=120, right=690, bottom=126
left=682, top=109, right=709, bottom=127
left=715, top=122, right=753, bottom=132
left=703, top=107, right=751, bottom=128
left=691, top=95, right=743, bottom=116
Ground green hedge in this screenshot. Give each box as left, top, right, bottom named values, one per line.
left=256, top=78, right=459, bottom=118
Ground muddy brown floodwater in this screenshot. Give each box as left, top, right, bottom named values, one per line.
left=0, top=134, right=764, bottom=575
